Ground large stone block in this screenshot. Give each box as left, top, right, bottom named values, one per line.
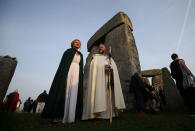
left=161, top=67, right=186, bottom=111
left=142, top=69, right=162, bottom=77
left=152, top=75, right=163, bottom=88
left=0, top=56, right=17, bottom=103
left=142, top=77, right=151, bottom=85
left=104, top=24, right=141, bottom=109
left=87, top=12, right=133, bottom=52
left=83, top=12, right=141, bottom=109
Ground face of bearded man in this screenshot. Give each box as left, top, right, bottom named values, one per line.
left=99, top=44, right=106, bottom=54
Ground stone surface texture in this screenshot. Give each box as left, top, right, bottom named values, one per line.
left=83, top=12, right=141, bottom=109
left=0, top=56, right=17, bottom=103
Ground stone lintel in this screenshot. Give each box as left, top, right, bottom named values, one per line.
left=87, top=11, right=133, bottom=52
left=141, top=69, right=162, bottom=77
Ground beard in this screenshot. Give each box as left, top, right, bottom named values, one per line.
left=99, top=49, right=105, bottom=54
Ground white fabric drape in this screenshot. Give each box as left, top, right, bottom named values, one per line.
left=82, top=54, right=125, bottom=120
left=62, top=54, right=80, bottom=123
left=97, top=56, right=115, bottom=119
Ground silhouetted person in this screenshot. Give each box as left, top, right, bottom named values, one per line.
left=159, top=86, right=166, bottom=109
left=36, top=90, right=48, bottom=113
left=129, top=73, right=145, bottom=114
left=23, top=97, right=31, bottom=112
left=4, top=90, right=20, bottom=112
left=28, top=99, right=34, bottom=112
left=37, top=90, right=48, bottom=103
left=170, top=53, right=195, bottom=115
left=142, top=80, right=160, bottom=113
left=32, top=100, right=37, bottom=113
left=5, top=90, right=19, bottom=112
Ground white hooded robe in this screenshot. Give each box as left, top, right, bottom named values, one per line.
left=82, top=54, right=126, bottom=120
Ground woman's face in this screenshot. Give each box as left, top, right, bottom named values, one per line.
left=73, top=40, right=81, bottom=50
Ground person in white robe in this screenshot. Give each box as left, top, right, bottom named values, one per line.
left=42, top=39, right=83, bottom=124
left=62, top=53, right=81, bottom=123
left=82, top=44, right=126, bottom=120
left=36, top=102, right=45, bottom=113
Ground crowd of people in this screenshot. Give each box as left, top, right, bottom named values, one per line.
left=1, top=39, right=195, bottom=125
left=129, top=73, right=166, bottom=115
left=23, top=90, right=48, bottom=113
left=130, top=53, right=195, bottom=116
left=2, top=90, right=48, bottom=113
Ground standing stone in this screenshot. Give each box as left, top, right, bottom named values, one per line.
left=104, top=24, right=141, bottom=109
left=142, top=77, right=151, bottom=85
left=152, top=75, right=163, bottom=89
left=142, top=68, right=186, bottom=111
left=162, top=67, right=185, bottom=111
left=0, top=56, right=17, bottom=103
left=142, top=69, right=163, bottom=89
left=83, top=12, right=141, bottom=109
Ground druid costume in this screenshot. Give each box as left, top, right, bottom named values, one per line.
left=82, top=54, right=125, bottom=120
left=42, top=48, right=83, bottom=123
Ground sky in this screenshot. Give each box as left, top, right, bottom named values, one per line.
left=1, top=0, right=195, bottom=105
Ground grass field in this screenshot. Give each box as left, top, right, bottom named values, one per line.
left=1, top=111, right=195, bottom=131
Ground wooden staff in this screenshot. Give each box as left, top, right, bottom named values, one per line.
left=108, top=46, right=112, bottom=124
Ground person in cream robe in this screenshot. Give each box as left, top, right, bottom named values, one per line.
left=82, top=44, right=125, bottom=120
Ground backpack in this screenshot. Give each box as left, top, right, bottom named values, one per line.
left=170, top=59, right=183, bottom=80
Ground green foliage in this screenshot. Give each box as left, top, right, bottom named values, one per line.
left=0, top=111, right=195, bottom=131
